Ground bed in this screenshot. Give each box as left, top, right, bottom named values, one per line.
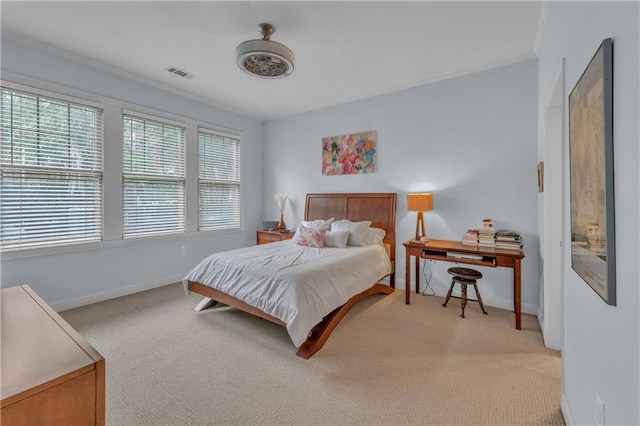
left=184, top=192, right=397, bottom=359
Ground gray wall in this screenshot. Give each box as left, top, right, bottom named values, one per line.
left=538, top=2, right=639, bottom=424
left=263, top=59, right=540, bottom=313
left=0, top=39, right=265, bottom=309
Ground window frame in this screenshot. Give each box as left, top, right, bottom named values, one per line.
left=0, top=83, right=104, bottom=252
left=0, top=76, right=246, bottom=261
left=197, top=127, right=242, bottom=232
left=121, top=110, right=186, bottom=239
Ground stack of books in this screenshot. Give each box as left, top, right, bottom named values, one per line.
left=494, top=229, right=523, bottom=250
left=478, top=218, right=496, bottom=248
left=462, top=229, right=479, bottom=246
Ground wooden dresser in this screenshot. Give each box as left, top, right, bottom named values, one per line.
left=257, top=229, right=294, bottom=245
left=1, top=285, right=105, bottom=425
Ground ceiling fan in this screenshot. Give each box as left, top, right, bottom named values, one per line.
left=236, top=23, right=295, bottom=79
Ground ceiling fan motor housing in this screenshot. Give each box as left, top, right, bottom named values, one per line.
left=236, top=23, right=295, bottom=78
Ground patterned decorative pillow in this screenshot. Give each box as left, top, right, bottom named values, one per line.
left=292, top=217, right=335, bottom=243
left=296, top=225, right=326, bottom=248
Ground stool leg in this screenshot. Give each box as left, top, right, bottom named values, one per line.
left=443, top=279, right=455, bottom=307
left=460, top=283, right=468, bottom=318
left=474, top=282, right=488, bottom=315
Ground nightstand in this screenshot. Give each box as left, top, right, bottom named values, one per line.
left=257, top=230, right=294, bottom=245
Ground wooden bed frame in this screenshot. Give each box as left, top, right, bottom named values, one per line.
left=187, top=192, right=397, bottom=359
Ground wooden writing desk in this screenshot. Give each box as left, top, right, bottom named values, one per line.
left=403, top=239, right=525, bottom=330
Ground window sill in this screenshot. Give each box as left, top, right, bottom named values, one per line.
left=1, top=228, right=243, bottom=260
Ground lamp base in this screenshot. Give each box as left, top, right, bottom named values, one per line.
left=420, top=236, right=430, bottom=242
left=414, top=211, right=427, bottom=241
left=278, top=213, right=286, bottom=230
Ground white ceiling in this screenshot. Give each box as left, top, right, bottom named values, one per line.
left=1, top=1, right=544, bottom=120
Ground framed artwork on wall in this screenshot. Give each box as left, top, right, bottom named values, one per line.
left=537, top=161, right=544, bottom=192
left=321, top=130, right=376, bottom=175
left=568, top=38, right=616, bottom=305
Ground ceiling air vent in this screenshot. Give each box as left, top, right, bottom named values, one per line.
left=166, top=66, right=194, bottom=79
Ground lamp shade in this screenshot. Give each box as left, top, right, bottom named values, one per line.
left=407, top=193, right=433, bottom=212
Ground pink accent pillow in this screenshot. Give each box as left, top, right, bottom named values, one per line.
left=296, top=225, right=326, bottom=248
left=292, top=217, right=335, bottom=243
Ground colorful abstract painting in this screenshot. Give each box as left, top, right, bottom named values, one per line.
left=322, top=130, right=376, bottom=175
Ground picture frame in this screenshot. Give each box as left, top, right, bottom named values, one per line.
left=322, top=130, right=376, bottom=175
left=568, top=38, right=616, bottom=305
left=537, top=161, right=544, bottom=193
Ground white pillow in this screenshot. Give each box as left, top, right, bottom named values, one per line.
left=301, top=217, right=334, bottom=230
left=293, top=217, right=335, bottom=242
left=324, top=230, right=350, bottom=248
left=330, top=220, right=372, bottom=246
left=365, top=227, right=386, bottom=245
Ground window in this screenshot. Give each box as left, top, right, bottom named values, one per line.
left=122, top=113, right=185, bottom=238
left=198, top=129, right=240, bottom=230
left=0, top=87, right=103, bottom=251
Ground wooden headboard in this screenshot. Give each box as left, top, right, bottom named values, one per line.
left=305, top=193, right=397, bottom=284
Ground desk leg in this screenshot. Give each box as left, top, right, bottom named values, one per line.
left=514, top=258, right=522, bottom=330
left=415, top=256, right=420, bottom=294
left=405, top=250, right=411, bottom=304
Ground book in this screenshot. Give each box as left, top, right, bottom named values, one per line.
left=461, top=228, right=479, bottom=246
left=495, top=229, right=521, bottom=239
left=495, top=244, right=523, bottom=251
left=494, top=229, right=523, bottom=250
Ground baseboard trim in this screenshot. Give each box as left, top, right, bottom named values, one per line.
left=537, top=306, right=544, bottom=331
left=561, top=392, right=574, bottom=425
left=53, top=273, right=186, bottom=312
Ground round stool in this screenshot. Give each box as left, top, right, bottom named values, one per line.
left=442, top=267, right=487, bottom=318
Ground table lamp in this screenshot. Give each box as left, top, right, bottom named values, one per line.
left=407, top=193, right=433, bottom=241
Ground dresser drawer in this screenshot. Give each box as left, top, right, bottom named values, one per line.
left=257, top=230, right=294, bottom=245
left=1, top=285, right=105, bottom=425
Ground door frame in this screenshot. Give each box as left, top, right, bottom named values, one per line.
left=541, top=60, right=565, bottom=351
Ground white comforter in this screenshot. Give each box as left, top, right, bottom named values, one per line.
left=183, top=240, right=391, bottom=347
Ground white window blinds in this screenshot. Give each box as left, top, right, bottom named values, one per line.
left=0, top=87, right=103, bottom=251
left=122, top=113, right=185, bottom=238
left=198, top=129, right=240, bottom=230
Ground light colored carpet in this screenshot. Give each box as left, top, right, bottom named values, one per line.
left=61, top=283, right=563, bottom=425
